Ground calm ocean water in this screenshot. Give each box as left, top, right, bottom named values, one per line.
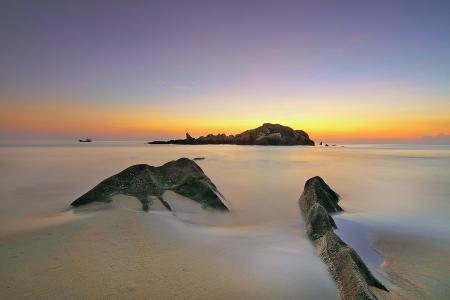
left=1, top=141, right=449, bottom=237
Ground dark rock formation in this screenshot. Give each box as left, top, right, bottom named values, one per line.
left=149, top=123, right=314, bottom=146
left=71, top=158, right=228, bottom=211
left=185, top=133, right=194, bottom=141
left=299, top=176, right=388, bottom=300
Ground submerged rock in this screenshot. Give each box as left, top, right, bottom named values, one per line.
left=299, top=176, right=388, bottom=299
left=149, top=123, right=314, bottom=146
left=71, top=158, right=228, bottom=211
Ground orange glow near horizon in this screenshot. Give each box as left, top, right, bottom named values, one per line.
left=1, top=100, right=449, bottom=141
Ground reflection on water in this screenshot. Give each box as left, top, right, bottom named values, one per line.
left=0, top=141, right=449, bottom=298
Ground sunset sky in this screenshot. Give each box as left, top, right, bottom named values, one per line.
left=1, top=0, right=449, bottom=142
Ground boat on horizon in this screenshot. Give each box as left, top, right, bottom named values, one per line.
left=78, top=138, right=92, bottom=143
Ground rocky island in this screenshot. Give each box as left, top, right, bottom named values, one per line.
left=149, top=123, right=315, bottom=146
left=71, top=157, right=228, bottom=211
left=299, top=176, right=388, bottom=300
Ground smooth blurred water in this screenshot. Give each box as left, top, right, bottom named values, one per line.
left=1, top=141, right=449, bottom=237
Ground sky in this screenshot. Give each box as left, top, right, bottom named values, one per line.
left=1, top=0, right=450, bottom=142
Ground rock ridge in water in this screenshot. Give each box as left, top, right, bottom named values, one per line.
left=299, top=176, right=388, bottom=299
left=148, top=123, right=315, bottom=146
left=71, top=158, right=228, bottom=211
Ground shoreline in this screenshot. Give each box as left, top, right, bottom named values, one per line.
left=2, top=193, right=449, bottom=299
left=334, top=213, right=450, bottom=299
left=0, top=195, right=338, bottom=299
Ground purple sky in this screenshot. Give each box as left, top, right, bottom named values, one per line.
left=1, top=0, right=449, bottom=141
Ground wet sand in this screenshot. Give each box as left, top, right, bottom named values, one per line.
left=335, top=214, right=450, bottom=299
left=3, top=197, right=446, bottom=300
left=372, top=233, right=450, bottom=300
left=0, top=195, right=338, bottom=299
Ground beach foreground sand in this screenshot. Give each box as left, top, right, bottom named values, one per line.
left=372, top=233, right=450, bottom=300
left=0, top=195, right=338, bottom=299
left=2, top=195, right=450, bottom=299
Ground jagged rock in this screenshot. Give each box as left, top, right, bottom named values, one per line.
left=71, top=158, right=228, bottom=211
left=299, top=176, right=388, bottom=300
left=301, top=176, right=342, bottom=214
left=148, top=123, right=314, bottom=146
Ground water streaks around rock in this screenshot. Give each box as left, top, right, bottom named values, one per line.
left=299, top=176, right=388, bottom=300
left=71, top=158, right=228, bottom=212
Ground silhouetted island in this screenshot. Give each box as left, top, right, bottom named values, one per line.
left=149, top=123, right=315, bottom=146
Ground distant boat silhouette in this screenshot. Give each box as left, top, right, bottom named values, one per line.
left=78, top=138, right=92, bottom=142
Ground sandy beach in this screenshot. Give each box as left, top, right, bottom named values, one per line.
left=2, top=194, right=449, bottom=299
left=372, top=233, right=450, bottom=299
left=0, top=195, right=340, bottom=299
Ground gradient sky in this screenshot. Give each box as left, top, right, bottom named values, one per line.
left=1, top=0, right=450, bottom=142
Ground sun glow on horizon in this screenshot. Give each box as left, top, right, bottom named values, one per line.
left=1, top=99, right=449, bottom=142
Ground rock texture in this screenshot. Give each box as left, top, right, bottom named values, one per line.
left=71, top=158, right=228, bottom=211
left=149, top=123, right=314, bottom=146
left=299, top=176, right=388, bottom=300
